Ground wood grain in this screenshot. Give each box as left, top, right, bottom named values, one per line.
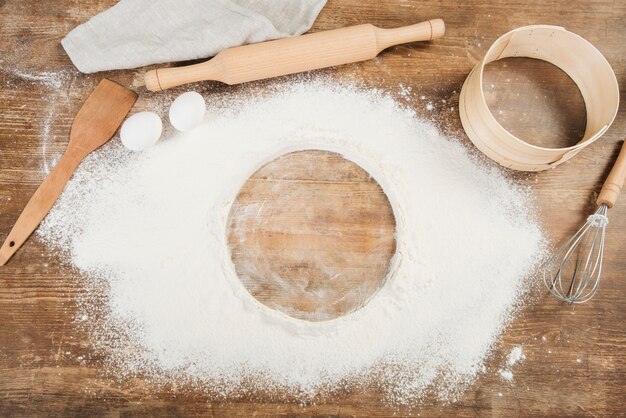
left=227, top=150, right=396, bottom=321
left=0, top=79, right=136, bottom=265
left=0, top=0, right=625, bottom=416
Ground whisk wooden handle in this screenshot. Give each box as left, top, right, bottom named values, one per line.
left=597, top=140, right=626, bottom=208
left=145, top=19, right=445, bottom=91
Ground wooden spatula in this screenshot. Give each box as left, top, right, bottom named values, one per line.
left=0, top=79, right=137, bottom=266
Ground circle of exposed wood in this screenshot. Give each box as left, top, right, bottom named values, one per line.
left=226, top=150, right=397, bottom=321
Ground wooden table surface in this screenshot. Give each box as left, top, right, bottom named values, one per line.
left=1, top=0, right=625, bottom=416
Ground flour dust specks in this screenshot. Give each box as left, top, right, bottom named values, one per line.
left=38, top=78, right=546, bottom=405
left=499, top=345, right=526, bottom=383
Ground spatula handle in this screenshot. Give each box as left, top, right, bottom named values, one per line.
left=145, top=19, right=445, bottom=91
left=0, top=153, right=80, bottom=266
left=597, top=140, right=626, bottom=208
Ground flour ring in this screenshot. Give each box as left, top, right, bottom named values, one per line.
left=38, top=80, right=547, bottom=402
left=220, top=141, right=405, bottom=331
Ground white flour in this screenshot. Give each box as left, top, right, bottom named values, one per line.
left=38, top=78, right=546, bottom=405
left=507, top=346, right=525, bottom=366
left=499, top=346, right=525, bottom=382
left=6, top=68, right=72, bottom=90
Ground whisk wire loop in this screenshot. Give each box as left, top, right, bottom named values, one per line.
left=543, top=204, right=608, bottom=303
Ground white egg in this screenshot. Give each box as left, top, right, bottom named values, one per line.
left=120, top=112, right=163, bottom=151
left=169, top=91, right=206, bottom=132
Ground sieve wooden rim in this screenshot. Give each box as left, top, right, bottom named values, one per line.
left=459, top=25, right=620, bottom=171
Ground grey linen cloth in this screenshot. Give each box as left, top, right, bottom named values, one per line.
left=62, top=0, right=327, bottom=73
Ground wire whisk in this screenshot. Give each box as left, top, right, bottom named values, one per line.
left=544, top=140, right=626, bottom=303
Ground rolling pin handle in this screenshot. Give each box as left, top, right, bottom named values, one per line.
left=429, top=18, right=446, bottom=39
left=145, top=69, right=162, bottom=92
left=374, top=19, right=445, bottom=52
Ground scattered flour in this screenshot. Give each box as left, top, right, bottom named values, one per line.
left=5, top=68, right=73, bottom=90
left=1, top=66, right=82, bottom=174
left=499, top=369, right=514, bottom=382
left=38, top=78, right=546, bottom=405
left=499, top=345, right=526, bottom=382
left=507, top=346, right=526, bottom=366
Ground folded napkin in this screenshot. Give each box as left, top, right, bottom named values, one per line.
left=62, top=0, right=327, bottom=73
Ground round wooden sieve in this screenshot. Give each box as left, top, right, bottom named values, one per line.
left=459, top=25, right=619, bottom=171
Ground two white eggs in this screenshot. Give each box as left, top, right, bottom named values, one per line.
left=120, top=91, right=206, bottom=151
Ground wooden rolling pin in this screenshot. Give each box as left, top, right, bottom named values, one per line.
left=145, top=19, right=445, bottom=91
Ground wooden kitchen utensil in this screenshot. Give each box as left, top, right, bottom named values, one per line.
left=0, top=79, right=137, bottom=266
left=144, top=19, right=445, bottom=91
left=459, top=25, right=619, bottom=171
